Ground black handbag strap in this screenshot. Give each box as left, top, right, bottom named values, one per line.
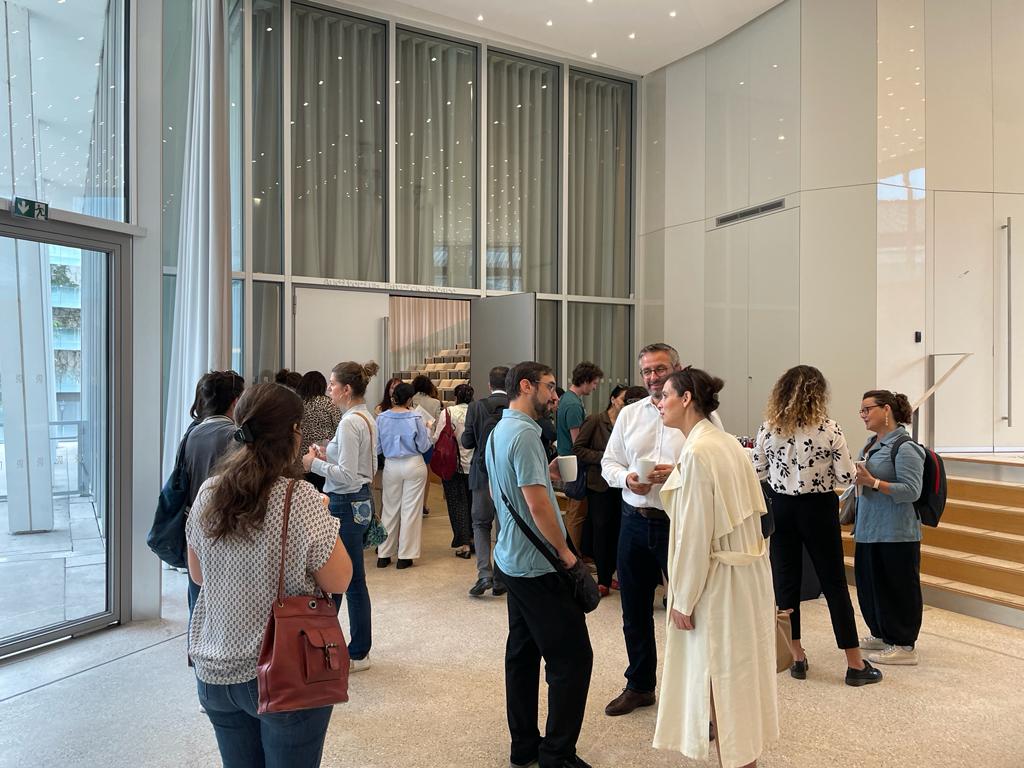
left=487, top=435, right=574, bottom=573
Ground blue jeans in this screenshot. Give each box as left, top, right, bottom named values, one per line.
left=328, top=486, right=372, bottom=660
left=196, top=677, right=332, bottom=768
left=616, top=503, right=670, bottom=693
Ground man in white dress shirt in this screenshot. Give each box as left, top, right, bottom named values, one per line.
left=600, top=343, right=724, bottom=717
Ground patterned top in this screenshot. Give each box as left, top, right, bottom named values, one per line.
left=300, top=395, right=342, bottom=456
left=752, top=418, right=856, bottom=495
left=186, top=477, right=340, bottom=685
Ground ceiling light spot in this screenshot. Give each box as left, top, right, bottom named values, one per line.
left=547, top=20, right=553, bottom=27
left=628, top=32, right=635, bottom=39
left=477, top=14, right=484, bottom=21
left=590, top=51, right=598, bottom=58
left=669, top=10, right=677, bottom=17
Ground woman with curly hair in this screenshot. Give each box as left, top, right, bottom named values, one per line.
left=751, top=365, right=882, bottom=687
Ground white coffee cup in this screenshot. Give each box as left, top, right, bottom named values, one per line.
left=635, top=458, right=656, bottom=483
left=557, top=455, right=578, bottom=483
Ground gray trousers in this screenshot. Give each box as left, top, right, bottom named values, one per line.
left=471, top=489, right=499, bottom=580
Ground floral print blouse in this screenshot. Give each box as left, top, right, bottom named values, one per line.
left=751, top=418, right=857, bottom=495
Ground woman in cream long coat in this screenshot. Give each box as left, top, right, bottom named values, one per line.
left=652, top=369, right=779, bottom=768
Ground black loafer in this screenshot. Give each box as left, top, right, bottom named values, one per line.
left=790, top=657, right=808, bottom=680
left=469, top=578, right=493, bottom=597
left=845, top=659, right=883, bottom=687
left=376, top=557, right=391, bottom=568
left=454, top=549, right=473, bottom=559
left=396, top=558, right=413, bottom=569
left=492, top=581, right=508, bottom=597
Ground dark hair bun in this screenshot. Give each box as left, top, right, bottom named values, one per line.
left=893, top=393, right=913, bottom=424
left=666, top=367, right=724, bottom=415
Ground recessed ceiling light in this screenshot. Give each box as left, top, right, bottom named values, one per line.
left=669, top=10, right=677, bottom=17
left=628, top=32, right=636, bottom=39
left=77, top=35, right=85, bottom=41
left=547, top=19, right=553, bottom=26
left=777, top=135, right=785, bottom=141
left=477, top=14, right=484, bottom=21
left=590, top=51, right=598, bottom=58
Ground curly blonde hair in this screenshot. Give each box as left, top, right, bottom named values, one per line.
left=764, top=365, right=830, bottom=435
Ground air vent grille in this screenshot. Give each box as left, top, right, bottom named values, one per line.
left=714, top=198, right=785, bottom=227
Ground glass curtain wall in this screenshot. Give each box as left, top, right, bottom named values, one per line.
left=567, top=303, right=632, bottom=412
left=568, top=71, right=633, bottom=298
left=396, top=30, right=477, bottom=288
left=253, top=0, right=283, bottom=274
left=486, top=52, right=558, bottom=292
left=291, top=5, right=386, bottom=280
left=536, top=299, right=561, bottom=376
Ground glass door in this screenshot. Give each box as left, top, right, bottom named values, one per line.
left=0, top=223, right=126, bottom=657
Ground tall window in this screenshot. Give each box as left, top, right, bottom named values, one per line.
left=396, top=30, right=477, bottom=288
left=0, top=0, right=126, bottom=220
left=253, top=0, right=283, bottom=274
left=291, top=6, right=386, bottom=280
left=568, top=303, right=632, bottom=412
left=487, top=52, right=558, bottom=292
left=568, top=72, right=633, bottom=298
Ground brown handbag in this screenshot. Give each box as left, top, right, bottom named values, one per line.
left=776, top=609, right=795, bottom=673
left=256, top=479, right=350, bottom=714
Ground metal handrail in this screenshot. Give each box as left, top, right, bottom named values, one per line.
left=917, top=352, right=973, bottom=447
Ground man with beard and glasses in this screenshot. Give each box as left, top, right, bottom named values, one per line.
left=600, top=344, right=724, bottom=718
left=486, top=361, right=593, bottom=768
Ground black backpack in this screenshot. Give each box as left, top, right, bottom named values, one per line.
left=889, top=435, right=947, bottom=527
left=472, top=400, right=506, bottom=479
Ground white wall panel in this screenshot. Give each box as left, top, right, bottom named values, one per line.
left=801, top=0, right=876, bottom=191
left=706, top=26, right=750, bottom=218
left=664, top=53, right=706, bottom=228
left=925, top=0, right=993, bottom=192
left=932, top=192, right=994, bottom=449
left=664, top=221, right=706, bottom=367
left=642, top=68, right=667, bottom=235
left=800, top=185, right=877, bottom=438
left=992, top=0, right=1024, bottom=194
left=705, top=222, right=749, bottom=430
left=748, top=0, right=800, bottom=205
left=748, top=208, right=800, bottom=436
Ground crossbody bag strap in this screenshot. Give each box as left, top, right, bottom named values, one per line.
left=275, top=479, right=297, bottom=605
left=352, top=411, right=376, bottom=482
left=487, top=435, right=564, bottom=572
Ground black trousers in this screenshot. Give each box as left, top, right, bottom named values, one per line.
left=768, top=490, right=859, bottom=649
left=855, top=541, right=923, bottom=647
left=504, top=571, right=593, bottom=768
left=587, top=488, right=622, bottom=587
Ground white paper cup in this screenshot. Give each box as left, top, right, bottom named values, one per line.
left=635, top=458, right=656, bottom=483
left=557, top=455, right=578, bottom=483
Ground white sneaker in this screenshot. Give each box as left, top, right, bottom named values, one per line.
left=859, top=635, right=887, bottom=651
left=868, top=645, right=919, bottom=666
left=350, top=655, right=371, bottom=673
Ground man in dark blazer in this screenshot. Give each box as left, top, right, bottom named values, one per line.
left=462, top=365, right=510, bottom=597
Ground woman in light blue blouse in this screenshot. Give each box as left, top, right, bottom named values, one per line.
left=376, top=382, right=432, bottom=569
left=853, top=389, right=925, bottom=667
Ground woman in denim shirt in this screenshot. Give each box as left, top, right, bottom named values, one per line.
left=853, top=389, right=925, bottom=666
left=303, top=360, right=380, bottom=673
left=376, top=382, right=433, bottom=569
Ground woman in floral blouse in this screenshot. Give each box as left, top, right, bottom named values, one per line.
left=752, top=365, right=882, bottom=687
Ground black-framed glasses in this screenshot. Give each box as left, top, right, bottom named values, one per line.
left=859, top=404, right=882, bottom=415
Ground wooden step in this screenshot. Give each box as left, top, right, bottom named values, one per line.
left=947, top=476, right=1024, bottom=508
left=941, top=499, right=1024, bottom=535
left=922, top=523, right=1024, bottom=565
left=841, top=535, right=1024, bottom=596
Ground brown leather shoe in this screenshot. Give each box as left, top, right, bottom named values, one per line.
left=604, top=688, right=656, bottom=716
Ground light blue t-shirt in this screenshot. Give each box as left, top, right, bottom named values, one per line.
left=486, top=408, right=566, bottom=578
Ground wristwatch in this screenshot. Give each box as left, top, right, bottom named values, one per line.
left=872, top=478, right=881, bottom=490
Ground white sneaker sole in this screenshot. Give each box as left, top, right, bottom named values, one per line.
left=868, top=653, right=918, bottom=666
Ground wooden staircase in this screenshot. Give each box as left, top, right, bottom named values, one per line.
left=841, top=472, right=1024, bottom=623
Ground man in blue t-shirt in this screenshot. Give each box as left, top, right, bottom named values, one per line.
left=556, top=361, right=603, bottom=552
left=486, top=361, right=594, bottom=768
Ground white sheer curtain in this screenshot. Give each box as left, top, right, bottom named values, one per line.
left=162, top=0, right=232, bottom=477
left=568, top=72, right=632, bottom=298
left=252, top=0, right=282, bottom=274
left=396, top=31, right=476, bottom=288
left=567, top=303, right=632, bottom=413
left=487, top=52, right=558, bottom=293
left=291, top=6, right=386, bottom=280
left=389, top=297, right=470, bottom=375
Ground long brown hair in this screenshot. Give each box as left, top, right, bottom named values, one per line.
left=765, top=365, right=830, bottom=435
left=202, top=383, right=304, bottom=541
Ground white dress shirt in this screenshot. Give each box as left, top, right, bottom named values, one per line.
left=312, top=403, right=378, bottom=495
left=601, top=396, right=725, bottom=510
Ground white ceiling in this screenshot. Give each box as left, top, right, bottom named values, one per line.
left=340, top=0, right=783, bottom=75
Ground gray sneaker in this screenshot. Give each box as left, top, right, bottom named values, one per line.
left=859, top=635, right=886, bottom=651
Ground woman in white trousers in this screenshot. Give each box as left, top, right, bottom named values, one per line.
left=375, top=382, right=432, bottom=569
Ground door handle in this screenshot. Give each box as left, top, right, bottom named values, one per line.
left=1002, top=217, right=1013, bottom=427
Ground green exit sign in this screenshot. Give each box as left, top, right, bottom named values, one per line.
left=12, top=197, right=48, bottom=221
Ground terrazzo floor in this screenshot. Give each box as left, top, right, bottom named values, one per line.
left=1, top=484, right=1023, bottom=767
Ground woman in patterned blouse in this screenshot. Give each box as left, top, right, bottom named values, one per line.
left=297, top=371, right=341, bottom=492
left=751, top=365, right=882, bottom=687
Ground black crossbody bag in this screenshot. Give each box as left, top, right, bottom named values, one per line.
left=488, top=437, right=600, bottom=614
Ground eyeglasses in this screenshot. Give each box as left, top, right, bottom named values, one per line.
left=640, top=365, right=671, bottom=379
left=859, top=405, right=882, bottom=415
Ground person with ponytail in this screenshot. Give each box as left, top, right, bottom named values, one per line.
left=302, top=360, right=380, bottom=672
left=853, top=389, right=926, bottom=667
left=186, top=383, right=352, bottom=767
left=652, top=368, right=778, bottom=768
